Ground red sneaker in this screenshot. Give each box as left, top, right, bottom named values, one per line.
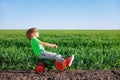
left=66, top=55, right=74, bottom=67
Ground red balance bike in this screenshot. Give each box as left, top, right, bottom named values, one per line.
left=35, top=48, right=74, bottom=73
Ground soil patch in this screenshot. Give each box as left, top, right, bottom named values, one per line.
left=0, top=70, right=120, bottom=80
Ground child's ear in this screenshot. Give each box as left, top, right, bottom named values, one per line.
left=31, top=33, right=35, bottom=36
left=33, top=32, right=37, bottom=36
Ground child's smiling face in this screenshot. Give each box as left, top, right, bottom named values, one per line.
left=32, top=30, right=39, bottom=38
left=34, top=30, right=39, bottom=37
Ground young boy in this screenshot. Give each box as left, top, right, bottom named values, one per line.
left=26, top=28, right=74, bottom=67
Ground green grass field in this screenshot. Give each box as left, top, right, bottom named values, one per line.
left=0, top=30, right=120, bottom=70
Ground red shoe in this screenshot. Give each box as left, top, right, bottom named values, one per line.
left=66, top=55, right=74, bottom=67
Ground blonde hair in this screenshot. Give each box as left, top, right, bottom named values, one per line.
left=26, top=28, right=37, bottom=40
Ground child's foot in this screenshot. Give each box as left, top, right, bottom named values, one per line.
left=66, top=55, right=74, bottom=67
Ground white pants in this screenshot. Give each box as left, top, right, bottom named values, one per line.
left=39, top=51, right=64, bottom=62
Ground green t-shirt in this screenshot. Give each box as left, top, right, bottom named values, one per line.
left=30, top=37, right=44, bottom=57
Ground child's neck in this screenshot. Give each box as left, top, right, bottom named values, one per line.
left=32, top=36, right=37, bottom=38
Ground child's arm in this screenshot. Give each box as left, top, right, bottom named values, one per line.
left=40, top=41, right=57, bottom=48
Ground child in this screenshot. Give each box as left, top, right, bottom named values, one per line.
left=26, top=27, right=74, bottom=67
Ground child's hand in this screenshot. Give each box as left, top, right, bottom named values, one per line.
left=52, top=44, right=58, bottom=48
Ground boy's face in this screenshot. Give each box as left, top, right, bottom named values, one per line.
left=32, top=31, right=39, bottom=37
left=35, top=31, right=39, bottom=37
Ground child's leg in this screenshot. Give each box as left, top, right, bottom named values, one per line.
left=39, top=51, right=65, bottom=63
